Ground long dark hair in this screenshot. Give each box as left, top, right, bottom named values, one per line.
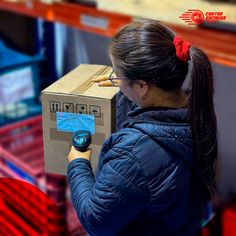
left=188, top=46, right=217, bottom=198
left=109, top=20, right=217, bottom=198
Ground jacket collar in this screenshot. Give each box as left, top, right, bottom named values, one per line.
left=122, top=106, right=188, bottom=128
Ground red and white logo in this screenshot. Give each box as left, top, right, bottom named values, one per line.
left=179, top=9, right=204, bottom=25
left=179, top=9, right=227, bottom=25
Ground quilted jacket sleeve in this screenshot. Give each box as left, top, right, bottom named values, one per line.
left=67, top=147, right=149, bottom=236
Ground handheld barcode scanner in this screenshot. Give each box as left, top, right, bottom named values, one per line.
left=72, top=130, right=92, bottom=152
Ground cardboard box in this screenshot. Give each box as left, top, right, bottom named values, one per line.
left=42, top=64, right=119, bottom=175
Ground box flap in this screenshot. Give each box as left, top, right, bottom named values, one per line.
left=42, top=64, right=119, bottom=99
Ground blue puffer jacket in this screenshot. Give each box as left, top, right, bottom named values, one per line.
left=67, top=107, right=204, bottom=236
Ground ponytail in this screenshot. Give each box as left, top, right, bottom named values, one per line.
left=188, top=47, right=218, bottom=198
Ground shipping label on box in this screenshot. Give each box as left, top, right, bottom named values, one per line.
left=42, top=64, right=119, bottom=175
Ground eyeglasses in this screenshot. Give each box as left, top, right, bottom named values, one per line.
left=108, top=70, right=125, bottom=87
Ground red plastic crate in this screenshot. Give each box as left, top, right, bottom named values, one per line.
left=0, top=178, right=68, bottom=235
left=0, top=116, right=87, bottom=235
left=0, top=116, right=66, bottom=198
left=222, top=202, right=236, bottom=236
left=0, top=116, right=45, bottom=186
left=0, top=199, right=41, bottom=236
left=67, top=201, right=88, bottom=236
left=46, top=173, right=67, bottom=205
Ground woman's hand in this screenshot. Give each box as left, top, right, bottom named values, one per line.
left=92, top=74, right=114, bottom=87
left=67, top=146, right=92, bottom=163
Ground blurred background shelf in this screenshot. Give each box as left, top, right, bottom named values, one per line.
left=97, top=0, right=236, bottom=25
left=0, top=0, right=132, bottom=37
left=0, top=0, right=235, bottom=66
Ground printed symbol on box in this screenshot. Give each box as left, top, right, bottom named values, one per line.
left=50, top=102, right=61, bottom=113
left=76, top=104, right=87, bottom=114
left=63, top=103, right=74, bottom=113
left=89, top=105, right=101, bottom=118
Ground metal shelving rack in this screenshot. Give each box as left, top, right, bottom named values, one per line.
left=0, top=0, right=235, bottom=67
left=0, top=0, right=132, bottom=37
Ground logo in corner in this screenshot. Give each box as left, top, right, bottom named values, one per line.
left=179, top=9, right=204, bottom=25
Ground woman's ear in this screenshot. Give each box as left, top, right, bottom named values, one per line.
left=138, top=80, right=149, bottom=98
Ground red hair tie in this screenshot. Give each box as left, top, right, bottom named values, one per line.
left=173, top=36, right=191, bottom=62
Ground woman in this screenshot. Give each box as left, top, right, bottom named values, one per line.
left=67, top=20, right=217, bottom=236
